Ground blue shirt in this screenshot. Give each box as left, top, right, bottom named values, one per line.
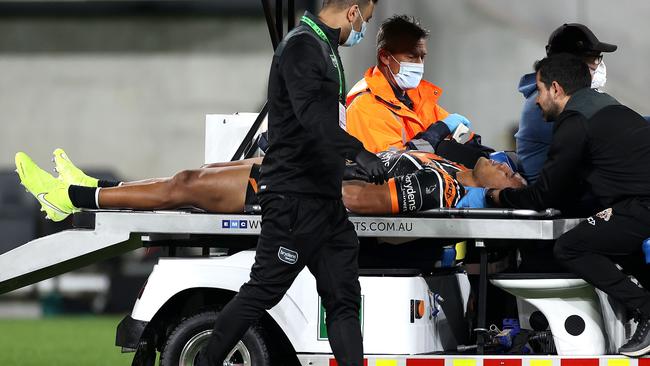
left=514, top=73, right=554, bottom=184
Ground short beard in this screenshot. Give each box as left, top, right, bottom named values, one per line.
left=542, top=102, right=561, bottom=122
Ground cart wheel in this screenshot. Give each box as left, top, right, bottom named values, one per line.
left=159, top=310, right=270, bottom=366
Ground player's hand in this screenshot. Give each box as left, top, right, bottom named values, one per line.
left=441, top=113, right=472, bottom=133
left=354, top=150, right=388, bottom=185
left=343, top=163, right=370, bottom=182
left=456, top=186, right=487, bottom=208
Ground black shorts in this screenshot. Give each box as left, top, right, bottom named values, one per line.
left=244, top=164, right=261, bottom=212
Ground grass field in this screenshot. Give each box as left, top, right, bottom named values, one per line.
left=0, top=316, right=136, bottom=366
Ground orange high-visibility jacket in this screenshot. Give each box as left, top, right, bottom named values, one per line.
left=346, top=66, right=450, bottom=153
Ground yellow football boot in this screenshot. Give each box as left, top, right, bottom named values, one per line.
left=53, top=148, right=99, bottom=187
left=15, top=152, right=78, bottom=222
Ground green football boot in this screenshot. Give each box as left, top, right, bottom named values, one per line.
left=15, top=152, right=78, bottom=222
left=53, top=148, right=99, bottom=187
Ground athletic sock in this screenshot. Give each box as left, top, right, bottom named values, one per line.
left=98, top=180, right=120, bottom=188
left=68, top=185, right=98, bottom=209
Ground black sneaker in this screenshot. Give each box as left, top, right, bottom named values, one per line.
left=620, top=312, right=650, bottom=357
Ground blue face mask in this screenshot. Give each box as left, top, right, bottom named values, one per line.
left=342, top=9, right=367, bottom=47
left=390, top=54, right=424, bottom=90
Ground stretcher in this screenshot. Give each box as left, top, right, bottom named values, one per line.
left=0, top=208, right=579, bottom=296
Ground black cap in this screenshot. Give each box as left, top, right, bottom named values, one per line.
left=546, top=23, right=617, bottom=56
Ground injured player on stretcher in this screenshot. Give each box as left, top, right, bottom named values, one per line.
left=14, top=148, right=526, bottom=222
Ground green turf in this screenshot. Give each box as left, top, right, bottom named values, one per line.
left=0, top=316, right=136, bottom=366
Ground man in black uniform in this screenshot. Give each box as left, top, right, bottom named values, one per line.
left=487, top=53, right=650, bottom=357
left=197, top=1, right=385, bottom=365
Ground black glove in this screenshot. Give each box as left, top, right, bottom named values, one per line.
left=418, top=122, right=452, bottom=149
left=343, top=163, right=370, bottom=182
left=353, top=150, right=388, bottom=185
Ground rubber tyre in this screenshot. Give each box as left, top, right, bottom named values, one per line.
left=160, top=310, right=270, bottom=366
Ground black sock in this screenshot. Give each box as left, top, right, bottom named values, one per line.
left=68, top=185, right=98, bottom=209
left=98, top=180, right=120, bottom=188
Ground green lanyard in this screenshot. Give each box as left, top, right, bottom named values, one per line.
left=300, top=15, right=345, bottom=100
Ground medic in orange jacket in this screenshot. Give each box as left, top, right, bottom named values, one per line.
left=346, top=66, right=454, bottom=153
left=344, top=15, right=478, bottom=157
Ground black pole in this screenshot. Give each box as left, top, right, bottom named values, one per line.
left=287, top=0, right=295, bottom=30
left=230, top=103, right=270, bottom=161
left=230, top=0, right=279, bottom=162
left=476, top=239, right=488, bottom=354
left=261, top=0, right=280, bottom=49
left=231, top=0, right=300, bottom=161
left=275, top=0, right=284, bottom=40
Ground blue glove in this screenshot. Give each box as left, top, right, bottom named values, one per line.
left=442, top=113, right=472, bottom=133
left=643, top=238, right=650, bottom=264
left=456, top=186, right=487, bottom=208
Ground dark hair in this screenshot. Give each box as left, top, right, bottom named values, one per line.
left=322, top=0, right=377, bottom=10
left=377, top=15, right=429, bottom=54
left=534, top=53, right=591, bottom=95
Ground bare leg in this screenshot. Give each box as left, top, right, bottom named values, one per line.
left=201, top=157, right=263, bottom=169
left=342, top=181, right=392, bottom=214
left=98, top=165, right=252, bottom=213
left=120, top=157, right=264, bottom=187
left=120, top=178, right=167, bottom=186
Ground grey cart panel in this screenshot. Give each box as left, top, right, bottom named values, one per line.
left=0, top=209, right=581, bottom=294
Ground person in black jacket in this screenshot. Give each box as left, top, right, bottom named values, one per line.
left=487, top=53, right=650, bottom=357
left=196, top=1, right=384, bottom=365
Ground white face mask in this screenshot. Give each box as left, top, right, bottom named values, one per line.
left=342, top=8, right=367, bottom=47
left=390, top=54, right=424, bottom=90
left=591, top=61, right=607, bottom=90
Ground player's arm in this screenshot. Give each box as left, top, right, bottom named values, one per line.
left=343, top=167, right=458, bottom=214
left=342, top=180, right=392, bottom=214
